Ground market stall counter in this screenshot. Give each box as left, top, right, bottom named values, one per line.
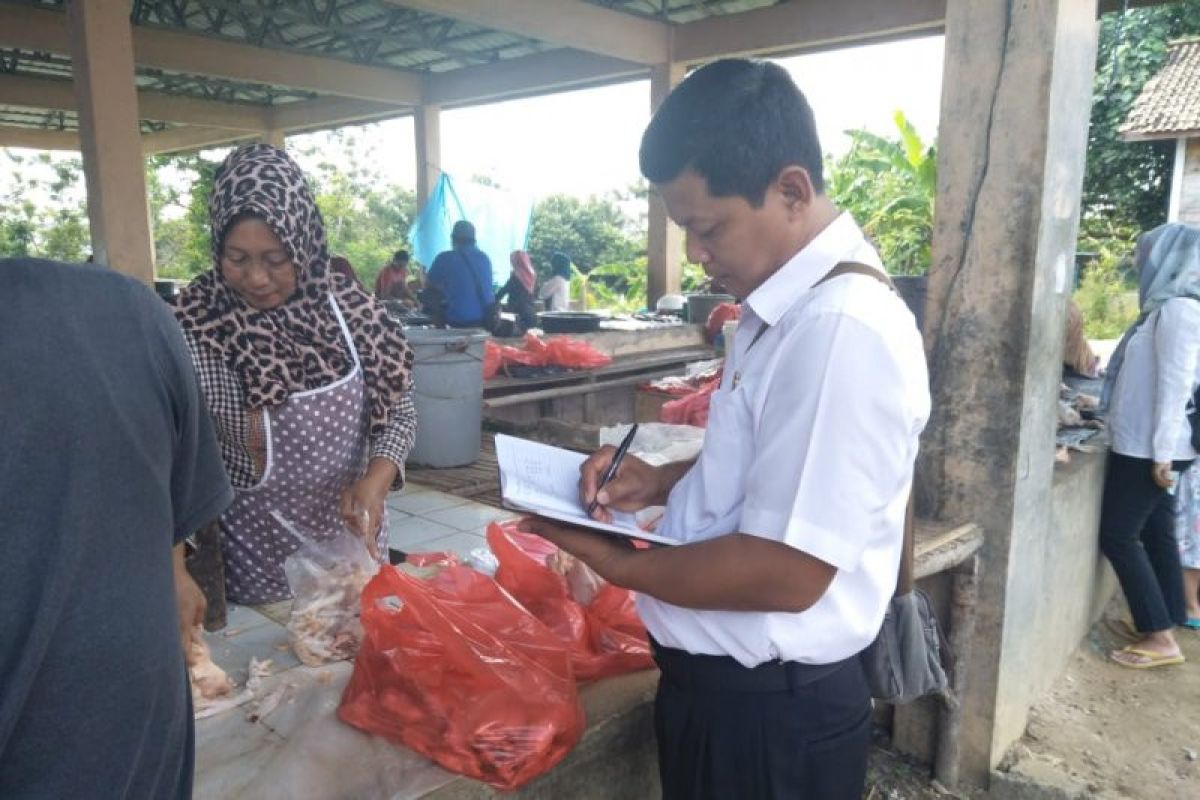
left=193, top=483, right=983, bottom=798
left=484, top=322, right=714, bottom=428
left=194, top=610, right=659, bottom=799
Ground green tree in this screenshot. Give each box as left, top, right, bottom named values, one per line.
left=1084, top=2, right=1200, bottom=234
left=0, top=151, right=89, bottom=262
left=826, top=110, right=937, bottom=275
left=526, top=194, right=642, bottom=276
left=146, top=151, right=223, bottom=279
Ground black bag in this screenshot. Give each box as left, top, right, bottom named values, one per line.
left=419, top=285, right=447, bottom=327
left=859, top=498, right=953, bottom=705
left=461, top=251, right=500, bottom=333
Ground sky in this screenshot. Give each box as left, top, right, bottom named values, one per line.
left=1, top=35, right=945, bottom=210
left=290, top=34, right=945, bottom=201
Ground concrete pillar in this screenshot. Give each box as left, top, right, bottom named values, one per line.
left=415, top=104, right=442, bottom=208
left=67, top=0, right=155, bottom=284
left=908, top=0, right=1098, bottom=786
left=647, top=62, right=685, bottom=308
left=262, top=129, right=286, bottom=149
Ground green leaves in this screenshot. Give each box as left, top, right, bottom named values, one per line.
left=827, top=110, right=937, bottom=276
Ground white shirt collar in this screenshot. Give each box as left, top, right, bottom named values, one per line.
left=744, top=212, right=875, bottom=326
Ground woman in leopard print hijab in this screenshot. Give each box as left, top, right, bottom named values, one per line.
left=175, top=143, right=413, bottom=427
left=173, top=144, right=418, bottom=604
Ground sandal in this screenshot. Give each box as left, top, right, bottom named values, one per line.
left=1109, top=646, right=1185, bottom=669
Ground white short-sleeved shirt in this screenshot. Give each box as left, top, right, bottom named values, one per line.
left=1109, top=297, right=1200, bottom=463
left=539, top=275, right=571, bottom=312
left=637, top=213, right=931, bottom=668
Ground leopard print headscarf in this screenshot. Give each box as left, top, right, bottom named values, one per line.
left=174, top=143, right=413, bottom=435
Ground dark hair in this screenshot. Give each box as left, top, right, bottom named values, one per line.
left=639, top=59, right=824, bottom=206
left=392, top=250, right=409, bottom=263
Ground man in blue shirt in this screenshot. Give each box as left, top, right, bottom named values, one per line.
left=427, top=220, right=495, bottom=328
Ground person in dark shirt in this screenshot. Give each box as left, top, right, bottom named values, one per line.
left=0, top=258, right=234, bottom=798
left=494, top=250, right=539, bottom=334
left=426, top=220, right=495, bottom=328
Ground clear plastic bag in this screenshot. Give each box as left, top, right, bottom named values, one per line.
left=277, top=512, right=380, bottom=667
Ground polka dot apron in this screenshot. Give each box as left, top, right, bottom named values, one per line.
left=220, top=294, right=386, bottom=605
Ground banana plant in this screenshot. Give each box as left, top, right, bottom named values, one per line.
left=827, top=110, right=937, bottom=276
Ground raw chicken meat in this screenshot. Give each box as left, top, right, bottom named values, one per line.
left=187, top=626, right=233, bottom=711
left=545, top=550, right=603, bottom=606
left=287, top=558, right=376, bottom=667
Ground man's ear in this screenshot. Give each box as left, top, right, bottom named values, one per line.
left=775, top=166, right=816, bottom=213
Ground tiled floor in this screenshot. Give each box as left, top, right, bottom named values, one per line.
left=386, top=482, right=518, bottom=558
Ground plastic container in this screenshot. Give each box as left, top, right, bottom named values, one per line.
left=685, top=293, right=735, bottom=326
left=407, top=328, right=490, bottom=467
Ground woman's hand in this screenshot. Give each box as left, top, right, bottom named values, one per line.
left=341, top=457, right=398, bottom=559
left=1152, top=461, right=1176, bottom=490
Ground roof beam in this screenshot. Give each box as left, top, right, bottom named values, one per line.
left=0, top=125, right=80, bottom=151
left=268, top=97, right=408, bottom=134
left=0, top=74, right=271, bottom=131
left=423, top=48, right=647, bottom=108
left=141, top=126, right=255, bottom=156
left=385, top=0, right=671, bottom=65
left=0, top=4, right=423, bottom=105
left=672, top=0, right=946, bottom=64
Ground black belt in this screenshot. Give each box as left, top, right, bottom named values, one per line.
left=650, top=637, right=850, bottom=694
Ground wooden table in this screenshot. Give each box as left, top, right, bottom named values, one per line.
left=910, top=518, right=984, bottom=789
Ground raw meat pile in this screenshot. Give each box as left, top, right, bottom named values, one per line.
left=287, top=559, right=376, bottom=666
left=545, top=550, right=603, bottom=606
left=187, top=627, right=234, bottom=712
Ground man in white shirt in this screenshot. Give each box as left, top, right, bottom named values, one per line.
left=521, top=59, right=930, bottom=798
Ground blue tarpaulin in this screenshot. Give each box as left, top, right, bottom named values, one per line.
left=407, top=174, right=532, bottom=288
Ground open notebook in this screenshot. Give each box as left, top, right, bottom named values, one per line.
left=495, top=434, right=677, bottom=547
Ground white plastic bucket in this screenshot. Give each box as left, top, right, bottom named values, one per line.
left=407, top=328, right=490, bottom=468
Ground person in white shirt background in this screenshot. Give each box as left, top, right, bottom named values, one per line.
left=520, top=58, right=930, bottom=799
left=1101, top=222, right=1200, bottom=669
left=538, top=252, right=573, bottom=311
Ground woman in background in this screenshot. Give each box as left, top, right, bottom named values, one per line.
left=494, top=250, right=538, bottom=333
left=539, top=251, right=572, bottom=312
left=1100, top=222, right=1200, bottom=668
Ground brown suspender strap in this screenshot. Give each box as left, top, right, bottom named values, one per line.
left=744, top=260, right=913, bottom=597
left=815, top=260, right=897, bottom=292
left=746, top=261, right=895, bottom=352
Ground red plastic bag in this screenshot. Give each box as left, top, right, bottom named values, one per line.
left=544, top=336, right=612, bottom=370
left=483, top=338, right=548, bottom=379
left=338, top=564, right=584, bottom=790
left=483, top=339, right=503, bottom=380
left=486, top=522, right=653, bottom=681
left=704, top=302, right=741, bottom=343
left=659, top=374, right=721, bottom=427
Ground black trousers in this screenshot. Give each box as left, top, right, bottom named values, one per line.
left=1099, top=452, right=1188, bottom=633
left=652, top=641, right=871, bottom=800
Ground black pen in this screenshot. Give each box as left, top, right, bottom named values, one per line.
left=587, top=423, right=639, bottom=516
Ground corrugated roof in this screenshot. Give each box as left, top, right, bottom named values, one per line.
left=0, top=0, right=786, bottom=135
left=1121, top=38, right=1200, bottom=140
